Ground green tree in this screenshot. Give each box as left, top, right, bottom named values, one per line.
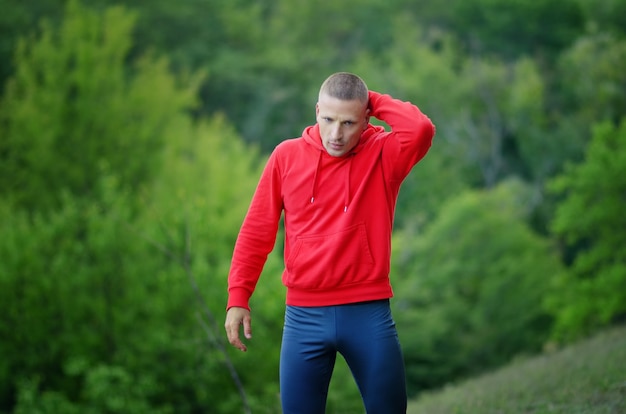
left=351, top=18, right=561, bottom=201
left=392, top=179, right=561, bottom=395
left=350, top=19, right=471, bottom=228
left=0, top=111, right=284, bottom=414
left=0, top=184, right=179, bottom=412
left=576, top=0, right=626, bottom=37
left=556, top=33, right=626, bottom=128
left=0, top=1, right=284, bottom=412
left=0, top=0, right=62, bottom=93
left=441, top=0, right=585, bottom=60
left=547, top=119, right=626, bottom=341
left=0, top=0, right=202, bottom=212
left=139, top=115, right=286, bottom=412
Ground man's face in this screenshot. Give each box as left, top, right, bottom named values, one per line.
left=316, top=93, right=369, bottom=157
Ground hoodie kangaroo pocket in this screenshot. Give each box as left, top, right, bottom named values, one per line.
left=285, top=223, right=374, bottom=290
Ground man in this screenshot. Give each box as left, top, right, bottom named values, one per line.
left=225, top=72, right=435, bottom=413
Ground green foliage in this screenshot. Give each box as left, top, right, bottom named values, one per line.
left=547, top=119, right=626, bottom=341
left=392, top=179, right=561, bottom=395
left=557, top=33, right=626, bottom=126
left=443, top=0, right=585, bottom=60
left=0, top=1, right=283, bottom=412
left=0, top=188, right=182, bottom=411
left=1, top=0, right=626, bottom=410
left=324, top=357, right=364, bottom=414
left=0, top=111, right=284, bottom=413
left=351, top=19, right=571, bottom=193
left=139, top=114, right=286, bottom=412
left=14, top=363, right=173, bottom=414
left=0, top=0, right=63, bottom=88
left=0, top=0, right=202, bottom=212
left=0, top=114, right=283, bottom=413
left=350, top=21, right=470, bottom=226
left=576, top=0, right=626, bottom=37
left=14, top=377, right=80, bottom=414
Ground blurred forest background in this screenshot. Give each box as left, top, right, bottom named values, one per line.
left=0, top=0, right=625, bottom=412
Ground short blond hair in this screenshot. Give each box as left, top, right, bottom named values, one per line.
left=319, top=72, right=368, bottom=104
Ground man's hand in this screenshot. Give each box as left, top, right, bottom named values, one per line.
left=224, top=306, right=252, bottom=352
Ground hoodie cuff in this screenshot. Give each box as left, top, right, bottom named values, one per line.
left=226, top=287, right=252, bottom=311
left=367, top=90, right=384, bottom=117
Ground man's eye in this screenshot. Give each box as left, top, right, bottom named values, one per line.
left=344, top=121, right=354, bottom=126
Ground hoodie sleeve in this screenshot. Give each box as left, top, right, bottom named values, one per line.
left=368, top=90, right=435, bottom=181
left=226, top=150, right=283, bottom=311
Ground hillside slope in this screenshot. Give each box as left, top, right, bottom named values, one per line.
left=408, top=325, right=626, bottom=413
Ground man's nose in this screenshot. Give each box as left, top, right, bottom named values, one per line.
left=331, top=124, right=342, bottom=139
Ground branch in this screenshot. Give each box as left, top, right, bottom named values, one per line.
left=121, top=217, right=251, bottom=414
left=181, top=219, right=251, bottom=413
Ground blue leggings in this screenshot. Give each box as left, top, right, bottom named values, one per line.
left=280, top=300, right=407, bottom=413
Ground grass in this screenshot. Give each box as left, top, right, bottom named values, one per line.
left=407, top=325, right=626, bottom=414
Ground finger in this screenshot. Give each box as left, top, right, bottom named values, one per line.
left=243, top=314, right=252, bottom=339
left=226, top=315, right=250, bottom=352
left=226, top=325, right=247, bottom=352
left=232, top=338, right=247, bottom=352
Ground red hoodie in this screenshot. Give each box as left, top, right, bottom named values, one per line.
left=227, top=91, right=435, bottom=310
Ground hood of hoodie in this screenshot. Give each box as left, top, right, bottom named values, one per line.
left=301, top=123, right=385, bottom=212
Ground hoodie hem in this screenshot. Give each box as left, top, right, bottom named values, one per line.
left=285, top=280, right=393, bottom=307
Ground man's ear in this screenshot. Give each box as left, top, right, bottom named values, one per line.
left=364, top=108, right=371, bottom=129
left=315, top=102, right=320, bottom=117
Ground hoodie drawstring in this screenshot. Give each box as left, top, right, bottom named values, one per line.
left=310, top=151, right=353, bottom=214
left=343, top=155, right=353, bottom=212
left=310, top=151, right=323, bottom=205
